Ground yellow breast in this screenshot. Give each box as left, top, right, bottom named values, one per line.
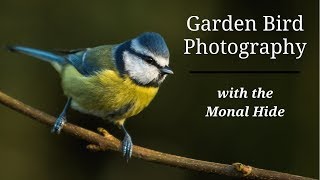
left=97, top=70, right=159, bottom=117
left=61, top=65, right=159, bottom=122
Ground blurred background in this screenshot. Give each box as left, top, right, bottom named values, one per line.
left=0, top=0, right=318, bottom=179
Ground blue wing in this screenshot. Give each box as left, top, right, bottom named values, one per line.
left=63, top=45, right=116, bottom=76
left=65, top=50, right=102, bottom=76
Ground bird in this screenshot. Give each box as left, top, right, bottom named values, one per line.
left=7, top=32, right=173, bottom=161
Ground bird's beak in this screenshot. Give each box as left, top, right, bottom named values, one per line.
left=160, top=66, right=174, bottom=75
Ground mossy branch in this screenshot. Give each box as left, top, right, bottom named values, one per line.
left=0, top=90, right=315, bottom=180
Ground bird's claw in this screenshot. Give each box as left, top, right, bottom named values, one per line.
left=51, top=114, right=66, bottom=134
left=122, top=133, right=133, bottom=162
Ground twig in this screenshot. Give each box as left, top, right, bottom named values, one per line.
left=0, top=90, right=315, bottom=180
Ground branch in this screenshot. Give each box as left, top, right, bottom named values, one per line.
left=0, top=90, right=315, bottom=180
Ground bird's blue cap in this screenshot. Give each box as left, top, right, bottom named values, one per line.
left=136, top=32, right=169, bottom=59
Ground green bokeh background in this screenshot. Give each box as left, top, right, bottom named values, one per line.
left=0, top=0, right=318, bottom=179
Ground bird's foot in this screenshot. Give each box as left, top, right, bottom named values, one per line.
left=87, top=126, right=133, bottom=161
left=51, top=97, right=72, bottom=134
left=51, top=114, right=66, bottom=134
left=122, top=133, right=133, bottom=162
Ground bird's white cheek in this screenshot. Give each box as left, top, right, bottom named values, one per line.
left=123, top=51, right=159, bottom=84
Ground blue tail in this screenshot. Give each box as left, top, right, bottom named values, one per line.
left=7, top=45, right=66, bottom=64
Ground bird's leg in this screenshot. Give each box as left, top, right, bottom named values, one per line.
left=121, top=124, right=133, bottom=162
left=51, top=97, right=72, bottom=134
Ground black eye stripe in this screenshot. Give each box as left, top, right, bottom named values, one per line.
left=127, top=47, right=162, bottom=69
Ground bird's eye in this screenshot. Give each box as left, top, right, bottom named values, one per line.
left=145, top=56, right=154, bottom=63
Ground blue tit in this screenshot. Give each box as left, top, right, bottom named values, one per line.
left=7, top=32, right=173, bottom=161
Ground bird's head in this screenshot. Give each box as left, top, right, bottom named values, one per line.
left=114, top=32, right=173, bottom=87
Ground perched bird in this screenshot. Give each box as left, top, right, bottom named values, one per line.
left=7, top=32, right=173, bottom=161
